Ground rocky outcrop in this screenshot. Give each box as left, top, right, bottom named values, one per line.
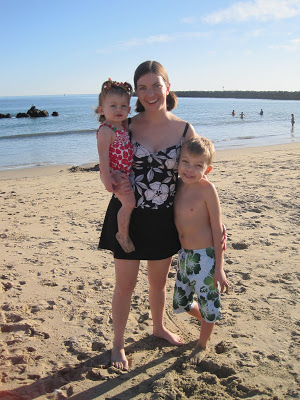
left=2, top=106, right=59, bottom=118
left=27, top=106, right=49, bottom=117
left=16, top=113, right=30, bottom=118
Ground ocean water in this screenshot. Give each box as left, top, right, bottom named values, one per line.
left=0, top=95, right=298, bottom=170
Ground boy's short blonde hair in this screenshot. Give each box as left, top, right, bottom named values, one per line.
left=181, top=136, right=215, bottom=166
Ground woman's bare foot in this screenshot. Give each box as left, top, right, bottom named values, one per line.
left=153, top=327, right=184, bottom=345
left=116, top=233, right=135, bottom=253
left=188, top=346, right=207, bottom=365
left=111, top=347, right=129, bottom=370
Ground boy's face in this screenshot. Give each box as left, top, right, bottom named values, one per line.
left=178, top=148, right=212, bottom=184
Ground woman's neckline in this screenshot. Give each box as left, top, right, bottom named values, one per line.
left=131, top=137, right=180, bottom=155
left=128, top=117, right=187, bottom=154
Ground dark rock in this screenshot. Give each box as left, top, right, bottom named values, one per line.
left=69, top=164, right=99, bottom=172
left=52, top=111, right=59, bottom=116
left=16, top=112, right=30, bottom=118
left=27, top=106, right=49, bottom=117
left=0, top=113, right=11, bottom=118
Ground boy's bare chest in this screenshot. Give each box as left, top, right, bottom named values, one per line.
left=175, top=188, right=206, bottom=217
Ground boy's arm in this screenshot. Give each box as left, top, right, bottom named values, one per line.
left=96, top=128, right=115, bottom=193
left=205, top=183, right=229, bottom=294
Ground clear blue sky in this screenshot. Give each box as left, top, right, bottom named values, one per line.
left=1, top=0, right=300, bottom=96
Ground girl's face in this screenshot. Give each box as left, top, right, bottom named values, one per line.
left=98, top=93, right=130, bottom=125
left=135, top=73, right=170, bottom=112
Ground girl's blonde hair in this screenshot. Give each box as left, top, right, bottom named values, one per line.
left=96, top=79, right=133, bottom=122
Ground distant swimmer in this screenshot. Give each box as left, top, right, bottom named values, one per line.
left=291, top=114, right=295, bottom=126
left=240, top=112, right=244, bottom=119
left=232, top=110, right=235, bottom=116
left=260, top=109, right=263, bottom=116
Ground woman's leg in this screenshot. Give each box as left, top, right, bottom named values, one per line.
left=147, top=258, right=184, bottom=345
left=112, top=258, right=140, bottom=370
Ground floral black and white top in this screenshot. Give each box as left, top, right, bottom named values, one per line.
left=128, top=121, right=189, bottom=210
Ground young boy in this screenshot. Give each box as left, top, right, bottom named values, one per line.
left=173, top=136, right=229, bottom=364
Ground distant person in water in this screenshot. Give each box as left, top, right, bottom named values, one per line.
left=260, top=109, right=263, bottom=116
left=232, top=110, right=235, bottom=116
left=291, top=114, right=295, bottom=126
left=240, top=112, right=244, bottom=119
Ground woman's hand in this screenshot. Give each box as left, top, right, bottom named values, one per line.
left=100, top=173, right=116, bottom=193
left=111, top=171, right=133, bottom=195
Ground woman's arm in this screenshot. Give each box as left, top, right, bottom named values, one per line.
left=97, top=127, right=115, bottom=192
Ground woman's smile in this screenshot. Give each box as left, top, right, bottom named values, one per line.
left=136, top=73, right=169, bottom=112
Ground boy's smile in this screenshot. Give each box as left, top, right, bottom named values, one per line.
left=178, top=148, right=212, bottom=184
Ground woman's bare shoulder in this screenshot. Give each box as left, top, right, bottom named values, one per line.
left=168, top=113, right=195, bottom=133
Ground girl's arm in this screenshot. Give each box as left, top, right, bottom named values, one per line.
left=97, top=127, right=115, bottom=192
left=205, top=184, right=229, bottom=294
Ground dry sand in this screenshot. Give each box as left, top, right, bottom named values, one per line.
left=0, top=143, right=299, bottom=400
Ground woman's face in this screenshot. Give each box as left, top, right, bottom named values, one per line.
left=135, top=73, right=170, bottom=112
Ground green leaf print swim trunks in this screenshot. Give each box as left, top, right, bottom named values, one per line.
left=173, top=247, right=221, bottom=323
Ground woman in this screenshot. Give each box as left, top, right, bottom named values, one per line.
left=99, top=61, right=196, bottom=370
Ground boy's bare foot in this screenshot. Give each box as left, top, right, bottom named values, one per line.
left=111, top=347, right=128, bottom=370
left=189, top=346, right=207, bottom=365
left=116, top=233, right=135, bottom=253
left=153, top=327, right=184, bottom=345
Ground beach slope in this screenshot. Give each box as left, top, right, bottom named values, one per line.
left=0, top=143, right=299, bottom=399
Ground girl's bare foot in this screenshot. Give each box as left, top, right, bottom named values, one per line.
left=153, top=327, right=184, bottom=345
left=116, top=233, right=135, bottom=253
left=111, top=346, right=129, bottom=370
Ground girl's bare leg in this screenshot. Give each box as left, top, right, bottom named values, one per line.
left=147, top=258, right=184, bottom=345
left=111, top=258, right=140, bottom=370
left=115, top=191, right=135, bottom=253
left=113, top=172, right=136, bottom=253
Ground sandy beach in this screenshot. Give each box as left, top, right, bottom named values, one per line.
left=1, top=143, right=299, bottom=400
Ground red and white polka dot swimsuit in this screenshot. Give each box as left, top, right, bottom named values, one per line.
left=97, top=123, right=133, bottom=175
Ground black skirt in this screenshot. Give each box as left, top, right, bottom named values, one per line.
left=98, top=196, right=180, bottom=260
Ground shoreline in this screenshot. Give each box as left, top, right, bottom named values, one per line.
left=0, top=142, right=299, bottom=178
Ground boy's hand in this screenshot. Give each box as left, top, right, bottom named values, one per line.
left=214, top=269, right=229, bottom=294
left=221, top=223, right=227, bottom=251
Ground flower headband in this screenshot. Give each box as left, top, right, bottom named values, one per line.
left=103, top=78, right=132, bottom=95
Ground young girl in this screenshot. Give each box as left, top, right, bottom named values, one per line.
left=96, top=78, right=135, bottom=253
